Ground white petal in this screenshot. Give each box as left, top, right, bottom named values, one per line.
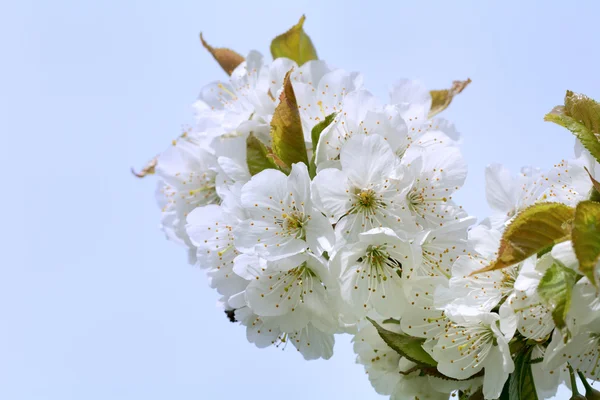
left=468, top=223, right=502, bottom=259
left=305, top=211, right=335, bottom=255
left=232, top=254, right=265, bottom=280
left=291, top=324, right=335, bottom=360
left=245, top=267, right=304, bottom=317
left=233, top=219, right=307, bottom=260
left=389, top=79, right=432, bottom=120
left=551, top=241, right=579, bottom=272
left=482, top=345, right=512, bottom=400
left=240, top=168, right=288, bottom=210
left=485, top=163, right=516, bottom=213
left=287, top=162, right=311, bottom=207
left=499, top=298, right=518, bottom=338
left=340, top=134, right=397, bottom=188
left=269, top=57, right=297, bottom=96
left=311, top=168, right=352, bottom=223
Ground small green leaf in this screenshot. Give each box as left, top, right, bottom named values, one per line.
left=428, top=79, right=472, bottom=118
left=509, top=347, right=539, bottom=400
left=311, top=112, right=336, bottom=151
left=537, top=262, right=578, bottom=329
left=367, top=317, right=437, bottom=368
left=270, top=15, right=318, bottom=66
left=545, top=91, right=600, bottom=165
left=270, top=70, right=309, bottom=169
left=309, top=112, right=336, bottom=178
left=572, top=201, right=600, bottom=286
left=472, top=203, right=574, bottom=274
left=199, top=33, right=245, bottom=76
left=246, top=133, right=280, bottom=176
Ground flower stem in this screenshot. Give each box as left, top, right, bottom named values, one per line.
left=568, top=364, right=581, bottom=396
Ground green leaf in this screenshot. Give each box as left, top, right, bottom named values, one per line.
left=509, top=347, right=539, bottom=400
left=499, top=381, right=511, bottom=400
left=428, top=79, right=472, bottom=118
left=270, top=15, right=318, bottom=66
left=199, top=33, right=245, bottom=76
left=544, top=91, right=600, bottom=165
left=582, top=167, right=600, bottom=201
left=270, top=70, right=309, bottom=169
left=246, top=133, right=280, bottom=176
left=311, top=112, right=336, bottom=151
left=581, top=166, right=600, bottom=204
left=586, top=167, right=600, bottom=196
left=565, top=90, right=600, bottom=135
left=545, top=112, right=600, bottom=166
left=572, top=201, right=600, bottom=286
left=309, top=112, right=337, bottom=178
left=537, top=262, right=578, bottom=329
left=367, top=317, right=437, bottom=368
left=472, top=203, right=574, bottom=274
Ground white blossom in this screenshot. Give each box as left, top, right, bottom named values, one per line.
left=436, top=223, right=520, bottom=314
left=330, top=227, right=419, bottom=321
left=432, top=311, right=514, bottom=400
left=485, top=159, right=591, bottom=230
left=155, top=137, right=219, bottom=263
left=402, top=145, right=468, bottom=229
left=234, top=163, right=334, bottom=261
left=140, top=41, right=595, bottom=400
left=312, top=134, right=416, bottom=245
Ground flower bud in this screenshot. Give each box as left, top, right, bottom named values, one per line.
left=577, top=370, right=600, bottom=399
left=585, top=389, right=600, bottom=400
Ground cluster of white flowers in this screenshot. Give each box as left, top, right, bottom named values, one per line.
left=141, top=41, right=600, bottom=399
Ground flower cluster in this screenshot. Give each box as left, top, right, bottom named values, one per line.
left=137, top=16, right=600, bottom=400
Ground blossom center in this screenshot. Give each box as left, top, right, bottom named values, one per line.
left=351, top=188, right=384, bottom=215
left=361, top=244, right=403, bottom=279
left=498, top=266, right=519, bottom=297
left=282, top=263, right=323, bottom=303
left=407, top=187, right=447, bottom=216
left=280, top=211, right=307, bottom=239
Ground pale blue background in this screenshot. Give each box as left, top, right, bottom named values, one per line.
left=3, top=1, right=597, bottom=399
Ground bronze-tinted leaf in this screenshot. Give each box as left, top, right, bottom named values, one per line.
left=270, top=70, right=309, bottom=168
left=472, top=203, right=574, bottom=275
left=200, top=33, right=245, bottom=75
left=428, top=79, right=471, bottom=118
left=131, top=157, right=157, bottom=178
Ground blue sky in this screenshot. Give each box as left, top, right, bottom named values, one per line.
left=3, top=1, right=599, bottom=399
